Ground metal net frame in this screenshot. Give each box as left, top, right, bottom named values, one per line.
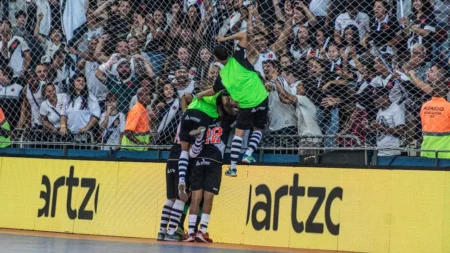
left=0, top=0, right=448, bottom=155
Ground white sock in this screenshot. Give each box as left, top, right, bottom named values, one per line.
left=167, top=199, right=185, bottom=235
left=188, top=214, right=197, bottom=235
left=200, top=213, right=210, bottom=234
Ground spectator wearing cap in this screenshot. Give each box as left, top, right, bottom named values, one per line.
left=334, top=0, right=370, bottom=46
left=400, top=0, right=436, bottom=63
left=17, top=70, right=43, bottom=130
left=0, top=66, right=23, bottom=128
left=370, top=87, right=406, bottom=156
left=99, top=93, right=125, bottom=151
left=60, top=74, right=101, bottom=142
left=34, top=13, right=65, bottom=58
left=96, top=54, right=154, bottom=113
left=263, top=60, right=298, bottom=144
left=94, top=39, right=134, bottom=77
left=121, top=87, right=151, bottom=151
left=39, top=83, right=67, bottom=138
left=419, top=65, right=450, bottom=158
left=0, top=19, right=31, bottom=78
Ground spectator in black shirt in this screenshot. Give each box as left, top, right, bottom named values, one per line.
left=362, top=0, right=402, bottom=51
left=105, top=0, right=133, bottom=42
left=401, top=0, right=436, bottom=62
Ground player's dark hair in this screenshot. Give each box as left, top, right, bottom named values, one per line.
left=213, top=45, right=229, bottom=61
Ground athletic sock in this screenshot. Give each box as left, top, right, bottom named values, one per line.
left=179, top=204, right=190, bottom=231
left=199, top=213, right=210, bottom=234
left=189, top=136, right=204, bottom=158
left=159, top=199, right=174, bottom=233
left=230, top=135, right=243, bottom=169
left=195, top=208, right=202, bottom=232
left=245, top=130, right=262, bottom=156
left=188, top=214, right=197, bottom=235
left=178, top=151, right=189, bottom=183
left=167, top=199, right=185, bottom=235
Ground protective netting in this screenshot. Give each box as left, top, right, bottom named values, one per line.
left=0, top=0, right=448, bottom=154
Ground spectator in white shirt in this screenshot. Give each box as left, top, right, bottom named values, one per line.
left=34, top=14, right=65, bottom=58
left=370, top=87, right=406, bottom=156
left=60, top=74, right=101, bottom=138
left=334, top=0, right=370, bottom=45
left=0, top=19, right=31, bottom=77
left=40, top=83, right=67, bottom=137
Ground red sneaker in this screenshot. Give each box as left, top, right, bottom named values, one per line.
left=183, top=233, right=196, bottom=242
left=195, top=231, right=213, bottom=243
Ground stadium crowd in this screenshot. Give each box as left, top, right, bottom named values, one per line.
left=0, top=0, right=449, bottom=156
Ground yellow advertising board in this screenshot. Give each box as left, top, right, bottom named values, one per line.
left=0, top=157, right=449, bottom=253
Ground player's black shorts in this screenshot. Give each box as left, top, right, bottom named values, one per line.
left=189, top=158, right=222, bottom=195
left=166, top=159, right=193, bottom=199
left=236, top=97, right=269, bottom=130
left=179, top=109, right=212, bottom=143
left=166, top=159, right=180, bottom=200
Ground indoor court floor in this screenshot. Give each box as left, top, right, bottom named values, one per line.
left=0, top=229, right=349, bottom=253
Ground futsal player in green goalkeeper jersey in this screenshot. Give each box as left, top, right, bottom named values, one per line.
left=197, top=29, right=269, bottom=177
left=177, top=91, right=222, bottom=201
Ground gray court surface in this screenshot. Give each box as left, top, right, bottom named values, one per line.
left=0, top=233, right=286, bottom=253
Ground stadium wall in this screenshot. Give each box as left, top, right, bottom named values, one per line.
left=0, top=157, right=448, bottom=253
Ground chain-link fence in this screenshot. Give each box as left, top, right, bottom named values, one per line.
left=0, top=0, right=448, bottom=155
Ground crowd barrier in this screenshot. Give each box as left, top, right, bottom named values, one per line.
left=0, top=157, right=448, bottom=253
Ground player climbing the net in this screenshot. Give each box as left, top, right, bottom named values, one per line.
left=197, top=19, right=269, bottom=177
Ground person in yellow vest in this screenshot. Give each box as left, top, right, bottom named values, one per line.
left=0, top=107, right=11, bottom=148
left=419, top=65, right=450, bottom=158
left=121, top=88, right=151, bottom=151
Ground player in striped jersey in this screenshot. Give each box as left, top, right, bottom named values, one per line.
left=157, top=90, right=235, bottom=242
left=183, top=93, right=237, bottom=243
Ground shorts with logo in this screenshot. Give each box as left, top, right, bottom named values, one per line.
left=236, top=97, right=269, bottom=130
left=189, top=157, right=222, bottom=195
left=166, top=145, right=193, bottom=199
left=179, top=109, right=212, bottom=143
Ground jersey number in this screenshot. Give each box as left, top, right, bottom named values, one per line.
left=205, top=127, right=222, bottom=144
left=174, top=126, right=222, bottom=144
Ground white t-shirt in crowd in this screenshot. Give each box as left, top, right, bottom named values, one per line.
left=268, top=76, right=297, bottom=132
left=0, top=36, right=30, bottom=77
left=254, top=50, right=277, bottom=78
left=175, top=80, right=196, bottom=98
left=309, top=0, right=330, bottom=17
left=62, top=94, right=101, bottom=134
left=99, top=112, right=126, bottom=150
left=26, top=83, right=44, bottom=127
left=43, top=38, right=63, bottom=58
left=376, top=102, right=405, bottom=156
left=39, top=93, right=67, bottom=128
left=335, top=12, right=370, bottom=42
left=85, top=60, right=109, bottom=102
left=296, top=95, right=322, bottom=137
